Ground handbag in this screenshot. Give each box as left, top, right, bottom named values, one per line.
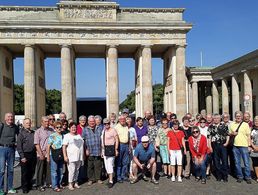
left=103, top=131, right=115, bottom=157
left=229, top=121, right=243, bottom=147
left=172, top=131, right=185, bottom=155
left=51, top=147, right=64, bottom=163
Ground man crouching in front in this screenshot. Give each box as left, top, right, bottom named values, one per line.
left=130, top=136, right=158, bottom=184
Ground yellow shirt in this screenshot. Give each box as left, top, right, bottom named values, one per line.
left=115, top=123, right=129, bottom=143
left=229, top=121, right=250, bottom=147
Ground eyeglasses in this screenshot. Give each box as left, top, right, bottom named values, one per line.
left=200, top=122, right=206, bottom=124
left=49, top=119, right=54, bottom=121
left=56, top=126, right=62, bottom=129
left=162, top=123, right=168, bottom=125
left=192, top=131, right=199, bottom=134
left=104, top=123, right=110, bottom=125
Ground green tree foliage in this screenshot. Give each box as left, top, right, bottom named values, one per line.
left=14, top=84, right=24, bottom=115
left=119, top=83, right=164, bottom=115
left=14, top=84, right=61, bottom=115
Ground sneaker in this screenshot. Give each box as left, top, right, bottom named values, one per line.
left=178, top=176, right=182, bottom=183
left=74, top=183, right=80, bottom=189
left=167, top=175, right=172, bottom=179
left=151, top=178, right=159, bottom=185
left=237, top=178, right=243, bottom=183
left=171, top=176, right=176, bottom=182
left=246, top=179, right=252, bottom=184
left=8, top=189, right=17, bottom=194
left=130, top=178, right=138, bottom=184
left=107, top=182, right=113, bottom=188
left=201, top=179, right=206, bottom=184
left=195, top=177, right=200, bottom=182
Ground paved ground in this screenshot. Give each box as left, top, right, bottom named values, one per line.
left=7, top=167, right=258, bottom=195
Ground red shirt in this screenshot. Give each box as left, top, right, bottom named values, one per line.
left=167, top=130, right=185, bottom=150
left=77, top=125, right=84, bottom=136
left=189, top=135, right=208, bottom=159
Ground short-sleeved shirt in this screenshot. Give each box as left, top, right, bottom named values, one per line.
left=147, top=125, right=159, bottom=144
left=83, top=126, right=102, bottom=156
left=115, top=123, right=129, bottom=143
left=251, top=127, right=258, bottom=157
left=102, top=128, right=118, bottom=146
left=48, top=132, right=63, bottom=150
left=156, top=128, right=170, bottom=145
left=167, top=130, right=185, bottom=150
left=129, top=127, right=137, bottom=141
left=63, top=133, right=84, bottom=163
left=207, top=123, right=229, bottom=144
left=134, top=125, right=148, bottom=143
left=199, top=126, right=208, bottom=138
left=229, top=121, right=251, bottom=147
left=34, top=126, right=54, bottom=157
left=134, top=143, right=155, bottom=162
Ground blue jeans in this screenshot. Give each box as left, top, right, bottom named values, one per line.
left=212, top=143, right=228, bottom=179
left=50, top=156, right=63, bottom=189
left=116, top=143, right=129, bottom=181
left=0, top=146, right=15, bottom=191
left=193, top=155, right=207, bottom=179
left=233, top=146, right=251, bottom=179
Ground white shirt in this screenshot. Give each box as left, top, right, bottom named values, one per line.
left=63, top=133, right=84, bottom=163
left=199, top=126, right=208, bottom=138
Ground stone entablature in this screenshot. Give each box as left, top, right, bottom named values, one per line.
left=187, top=67, right=213, bottom=83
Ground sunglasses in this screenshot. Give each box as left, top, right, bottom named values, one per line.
left=193, top=131, right=199, bottom=134
left=200, top=122, right=206, bottom=123
left=56, top=126, right=62, bottom=129
left=104, top=123, right=110, bottom=125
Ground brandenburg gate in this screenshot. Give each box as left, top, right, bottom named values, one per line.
left=0, top=0, right=192, bottom=126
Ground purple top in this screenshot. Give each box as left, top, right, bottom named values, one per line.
left=134, top=125, right=148, bottom=143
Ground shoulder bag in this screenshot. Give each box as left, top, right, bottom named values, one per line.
left=228, top=121, right=243, bottom=147
left=103, top=130, right=115, bottom=157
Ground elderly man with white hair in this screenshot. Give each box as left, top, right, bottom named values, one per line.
left=0, top=113, right=19, bottom=194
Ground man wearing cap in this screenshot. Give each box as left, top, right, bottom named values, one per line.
left=122, top=108, right=129, bottom=118
left=131, top=136, right=158, bottom=184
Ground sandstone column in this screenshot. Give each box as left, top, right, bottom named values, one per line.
left=24, top=45, right=37, bottom=127
left=188, top=83, right=193, bottom=114
left=176, top=45, right=187, bottom=120
left=212, top=81, right=219, bottom=114
left=206, top=82, right=212, bottom=114
left=192, top=81, right=199, bottom=115
left=0, top=47, right=14, bottom=121
left=231, top=74, right=240, bottom=115
left=61, top=45, right=76, bottom=120
left=222, top=79, right=229, bottom=114
left=243, top=71, right=253, bottom=118
left=135, top=45, right=153, bottom=117
left=106, top=45, right=119, bottom=117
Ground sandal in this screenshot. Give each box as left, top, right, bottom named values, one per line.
left=53, top=188, right=61, bottom=192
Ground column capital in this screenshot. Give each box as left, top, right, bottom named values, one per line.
left=106, top=44, right=119, bottom=49
left=24, top=44, right=35, bottom=48
left=60, top=44, right=72, bottom=49
left=175, top=44, right=187, bottom=48
left=140, top=44, right=153, bottom=49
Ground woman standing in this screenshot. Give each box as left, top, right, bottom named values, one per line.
left=155, top=118, right=171, bottom=178
left=148, top=116, right=159, bottom=145
left=167, top=120, right=186, bottom=182
left=189, top=126, right=208, bottom=184
left=101, top=118, right=119, bottom=188
left=62, top=122, right=84, bottom=190
left=47, top=121, right=64, bottom=192
left=250, top=116, right=258, bottom=182
left=134, top=117, right=148, bottom=144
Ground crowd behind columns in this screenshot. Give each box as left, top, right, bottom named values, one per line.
left=0, top=109, right=258, bottom=194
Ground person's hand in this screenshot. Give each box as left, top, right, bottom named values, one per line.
left=115, top=149, right=119, bottom=157
left=223, top=143, right=227, bottom=147
left=147, top=163, right=151, bottom=169
left=140, top=164, right=144, bottom=170
left=64, top=156, right=69, bottom=163
left=101, top=153, right=104, bottom=158
left=21, top=158, right=27, bottom=163
left=39, top=154, right=45, bottom=160
left=86, top=149, right=90, bottom=156
left=46, top=156, right=50, bottom=163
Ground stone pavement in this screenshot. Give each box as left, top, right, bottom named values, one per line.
left=9, top=167, right=258, bottom=195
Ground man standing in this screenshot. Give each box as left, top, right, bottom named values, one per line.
left=59, top=112, right=67, bottom=121
left=207, top=114, right=229, bottom=182
left=229, top=111, right=252, bottom=184
left=115, top=116, right=130, bottom=183
left=83, top=115, right=103, bottom=185
left=143, top=111, right=152, bottom=127
left=17, top=118, right=37, bottom=193
left=34, top=116, right=54, bottom=192
left=0, top=113, right=19, bottom=194
left=130, top=136, right=158, bottom=184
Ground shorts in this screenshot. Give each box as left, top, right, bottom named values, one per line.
left=103, top=156, right=115, bottom=174
left=159, top=145, right=170, bottom=164
left=252, top=157, right=258, bottom=167
left=169, top=150, right=182, bottom=166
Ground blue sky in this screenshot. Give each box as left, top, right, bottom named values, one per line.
left=2, top=0, right=258, bottom=102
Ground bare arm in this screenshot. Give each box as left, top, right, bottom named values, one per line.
left=46, top=144, right=51, bottom=162
left=133, top=156, right=143, bottom=169
left=62, top=145, right=69, bottom=162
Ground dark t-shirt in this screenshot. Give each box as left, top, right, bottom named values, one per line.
left=180, top=126, right=192, bottom=151
left=0, top=123, right=19, bottom=145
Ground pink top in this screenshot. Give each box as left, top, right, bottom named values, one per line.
left=102, top=128, right=118, bottom=146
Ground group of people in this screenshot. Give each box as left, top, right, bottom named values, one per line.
left=0, top=108, right=257, bottom=194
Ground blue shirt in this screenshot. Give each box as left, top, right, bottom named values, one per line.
left=82, top=126, right=102, bottom=156
left=134, top=143, right=155, bottom=162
